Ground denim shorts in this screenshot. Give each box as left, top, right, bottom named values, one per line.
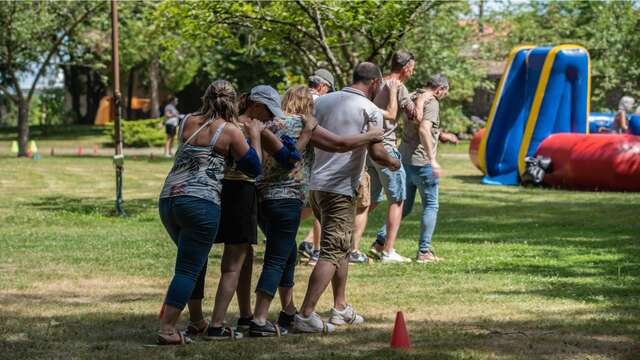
left=368, top=148, right=406, bottom=204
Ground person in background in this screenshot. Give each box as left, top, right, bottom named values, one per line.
left=298, top=68, right=335, bottom=265
left=163, top=95, right=181, bottom=157
left=294, top=62, right=401, bottom=334
left=156, top=80, right=262, bottom=345
left=308, top=68, right=335, bottom=100
left=612, top=96, right=634, bottom=134
left=376, top=74, right=454, bottom=263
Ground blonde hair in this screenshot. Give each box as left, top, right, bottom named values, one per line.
left=281, top=85, right=314, bottom=116
left=196, top=80, right=238, bottom=123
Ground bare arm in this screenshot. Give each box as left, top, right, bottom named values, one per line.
left=379, top=81, right=399, bottom=120
left=368, top=141, right=400, bottom=170
left=418, top=119, right=441, bottom=177
left=310, top=125, right=383, bottom=153
left=260, top=128, right=283, bottom=156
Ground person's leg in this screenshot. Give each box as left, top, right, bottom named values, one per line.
left=236, top=246, right=254, bottom=318
left=379, top=154, right=406, bottom=254
left=352, top=205, right=369, bottom=252
left=168, top=133, right=175, bottom=155
left=160, top=197, right=219, bottom=336
left=253, top=199, right=301, bottom=324
left=211, top=244, right=250, bottom=327
left=164, top=130, right=171, bottom=156
left=278, top=214, right=300, bottom=315
left=352, top=171, right=372, bottom=254
left=299, top=191, right=354, bottom=317
left=312, top=219, right=321, bottom=250
left=331, top=253, right=349, bottom=310
left=376, top=163, right=418, bottom=247
left=186, top=261, right=207, bottom=324
left=416, top=165, right=440, bottom=254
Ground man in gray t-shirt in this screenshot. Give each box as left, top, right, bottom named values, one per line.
left=378, top=74, right=456, bottom=263
left=363, top=51, right=420, bottom=264
left=295, top=62, right=400, bottom=334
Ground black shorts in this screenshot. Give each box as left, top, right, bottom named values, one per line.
left=215, top=179, right=258, bottom=245
left=165, top=124, right=177, bottom=136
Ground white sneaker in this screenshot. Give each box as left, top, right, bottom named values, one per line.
left=329, top=304, right=364, bottom=325
left=381, top=250, right=412, bottom=263
left=293, top=312, right=335, bottom=334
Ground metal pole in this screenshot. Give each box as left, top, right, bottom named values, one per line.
left=111, top=0, right=126, bottom=217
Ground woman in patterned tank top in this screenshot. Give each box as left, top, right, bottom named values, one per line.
left=156, top=80, right=263, bottom=345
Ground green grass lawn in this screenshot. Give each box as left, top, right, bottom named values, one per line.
left=0, top=144, right=638, bottom=359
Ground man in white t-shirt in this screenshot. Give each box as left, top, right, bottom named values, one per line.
left=294, top=62, right=400, bottom=334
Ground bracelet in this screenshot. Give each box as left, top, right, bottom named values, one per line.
left=311, top=123, right=319, bottom=133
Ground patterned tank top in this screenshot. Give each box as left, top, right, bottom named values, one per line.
left=159, top=115, right=228, bottom=205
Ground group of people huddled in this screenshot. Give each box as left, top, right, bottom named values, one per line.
left=156, top=51, right=457, bottom=345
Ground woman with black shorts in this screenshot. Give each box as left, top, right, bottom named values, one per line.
left=206, top=85, right=306, bottom=339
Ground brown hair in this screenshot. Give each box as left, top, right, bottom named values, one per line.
left=196, top=80, right=238, bottom=123
left=281, top=85, right=314, bottom=116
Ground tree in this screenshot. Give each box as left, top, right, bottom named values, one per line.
left=157, top=0, right=451, bottom=87
left=0, top=1, right=105, bottom=156
left=156, top=0, right=480, bottom=131
left=495, top=0, right=640, bottom=110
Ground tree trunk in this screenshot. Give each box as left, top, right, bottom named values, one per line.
left=149, top=56, right=160, bottom=118
left=17, top=99, right=30, bottom=157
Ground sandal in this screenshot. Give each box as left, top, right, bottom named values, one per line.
left=156, top=330, right=193, bottom=345
left=184, top=319, right=209, bottom=337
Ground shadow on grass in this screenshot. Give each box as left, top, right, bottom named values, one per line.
left=0, top=309, right=637, bottom=359
left=27, top=195, right=157, bottom=217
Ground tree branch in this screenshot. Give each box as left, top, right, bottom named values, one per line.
left=0, top=83, right=18, bottom=103
left=27, top=2, right=104, bottom=102
left=295, top=0, right=344, bottom=83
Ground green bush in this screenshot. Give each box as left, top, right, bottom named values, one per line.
left=105, top=118, right=166, bottom=147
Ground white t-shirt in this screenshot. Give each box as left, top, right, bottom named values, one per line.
left=309, top=87, right=383, bottom=197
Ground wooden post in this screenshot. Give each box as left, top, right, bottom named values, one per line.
left=111, top=0, right=127, bottom=216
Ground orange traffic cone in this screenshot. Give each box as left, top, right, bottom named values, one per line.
left=92, top=145, right=99, bottom=155
left=390, top=311, right=411, bottom=349
left=50, top=147, right=55, bottom=156
left=78, top=147, right=84, bottom=156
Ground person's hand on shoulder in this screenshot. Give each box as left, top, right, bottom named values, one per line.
left=246, top=118, right=265, bottom=137
left=302, top=114, right=318, bottom=133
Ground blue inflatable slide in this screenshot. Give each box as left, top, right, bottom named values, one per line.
left=477, top=45, right=591, bottom=185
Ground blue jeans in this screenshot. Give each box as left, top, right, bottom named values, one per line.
left=159, top=196, right=220, bottom=310
left=256, top=199, right=302, bottom=297
left=368, top=149, right=406, bottom=204
left=376, top=164, right=439, bottom=252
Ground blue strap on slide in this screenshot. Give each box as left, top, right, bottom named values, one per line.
left=236, top=147, right=262, bottom=178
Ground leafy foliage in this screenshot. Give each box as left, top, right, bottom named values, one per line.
left=105, top=118, right=165, bottom=147
left=495, top=0, right=640, bottom=110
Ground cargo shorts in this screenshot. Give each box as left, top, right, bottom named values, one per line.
left=310, top=190, right=356, bottom=266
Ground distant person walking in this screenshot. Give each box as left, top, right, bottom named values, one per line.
left=294, top=62, right=400, bottom=333
left=164, top=95, right=181, bottom=157
left=156, top=80, right=263, bottom=345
